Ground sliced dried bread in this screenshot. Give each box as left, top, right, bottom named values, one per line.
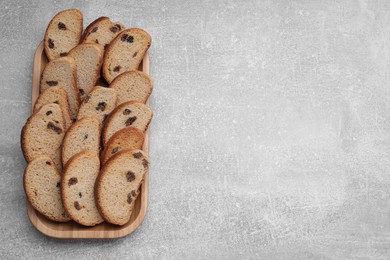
left=23, top=156, right=70, bottom=222
left=77, top=86, right=117, bottom=124
left=21, top=103, right=65, bottom=171
left=96, top=149, right=149, bottom=225
left=101, top=127, right=145, bottom=164
left=82, top=17, right=125, bottom=50
left=102, top=101, right=153, bottom=145
left=68, top=43, right=104, bottom=100
left=62, top=151, right=104, bottom=226
left=102, top=28, right=151, bottom=83
left=33, top=87, right=72, bottom=130
left=109, top=71, right=153, bottom=105
left=61, top=117, right=101, bottom=165
left=40, top=56, right=80, bottom=119
left=44, top=9, right=83, bottom=61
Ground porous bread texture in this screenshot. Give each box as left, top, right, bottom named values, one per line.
left=103, top=28, right=151, bottom=83
left=61, top=117, right=101, bottom=165
left=101, top=127, right=145, bottom=164
left=68, top=43, right=104, bottom=100
left=109, top=71, right=153, bottom=106
left=77, top=86, right=117, bottom=124
left=40, top=56, right=80, bottom=119
left=102, top=101, right=153, bottom=145
left=96, top=149, right=149, bottom=225
left=21, top=103, right=65, bottom=171
left=24, top=156, right=70, bottom=222
left=44, top=9, right=83, bottom=61
left=82, top=16, right=125, bottom=50
left=34, top=87, right=72, bottom=130
left=62, top=151, right=104, bottom=226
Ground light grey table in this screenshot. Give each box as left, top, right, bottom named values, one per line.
left=1, top=0, right=390, bottom=259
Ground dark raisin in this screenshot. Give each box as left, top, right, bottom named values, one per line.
left=46, top=111, right=52, bottom=116
left=123, top=109, right=131, bottom=115
left=74, top=201, right=81, bottom=210
left=113, top=65, right=121, bottom=72
left=79, top=89, right=85, bottom=96
left=96, top=102, right=106, bottom=111
left=54, top=120, right=59, bottom=124
left=56, top=182, right=61, bottom=188
left=127, top=194, right=132, bottom=204
left=125, top=116, right=137, bottom=126
left=47, top=122, right=62, bottom=134
left=133, top=152, right=142, bottom=158
left=68, top=177, right=78, bottom=186
left=72, top=118, right=76, bottom=122
left=78, top=192, right=82, bottom=198
left=112, top=147, right=120, bottom=154
left=142, top=159, right=149, bottom=168
left=48, top=38, right=54, bottom=49
left=131, top=190, right=137, bottom=197
left=46, top=161, right=52, bottom=165
left=83, top=95, right=91, bottom=104
left=60, top=52, right=67, bottom=57
left=132, top=52, right=138, bottom=58
left=91, top=27, right=98, bottom=33
left=46, top=81, right=58, bottom=86
left=126, top=171, right=135, bottom=182
left=104, top=44, right=108, bottom=50
left=126, top=35, right=134, bottom=43
left=121, top=34, right=134, bottom=43
left=84, top=134, right=88, bottom=140
left=53, top=100, right=59, bottom=104
left=110, top=25, right=121, bottom=33
left=95, top=39, right=99, bottom=44
left=58, top=22, right=66, bottom=30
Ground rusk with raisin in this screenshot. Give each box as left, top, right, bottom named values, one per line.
left=102, top=28, right=151, bottom=83
left=40, top=56, right=80, bottom=119
left=44, top=9, right=83, bottom=61
left=21, top=103, right=65, bottom=171
left=102, top=101, right=153, bottom=145
left=62, top=151, right=104, bottom=226
left=95, top=149, right=149, bottom=225
left=61, top=117, right=101, bottom=165
left=24, top=156, right=70, bottom=222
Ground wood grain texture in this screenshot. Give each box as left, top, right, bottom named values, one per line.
left=27, top=41, right=150, bottom=239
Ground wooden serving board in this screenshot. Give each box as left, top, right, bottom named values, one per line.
left=27, top=42, right=150, bottom=239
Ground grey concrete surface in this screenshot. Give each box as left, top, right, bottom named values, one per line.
left=1, top=0, right=390, bottom=259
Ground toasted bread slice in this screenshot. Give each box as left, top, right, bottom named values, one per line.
left=21, top=103, right=65, bottom=171
left=61, top=117, right=101, bottom=165
left=40, top=56, right=80, bottom=119
left=82, top=16, right=125, bottom=50
left=24, top=156, right=70, bottom=222
left=34, top=87, right=72, bottom=130
left=62, top=151, right=104, bottom=226
left=68, top=43, right=104, bottom=100
left=77, top=86, right=117, bottom=124
left=102, top=28, right=151, bottom=83
left=96, top=149, right=149, bottom=225
left=101, top=127, right=144, bottom=164
left=102, top=101, right=153, bottom=145
left=44, top=9, right=83, bottom=61
left=109, top=71, right=152, bottom=105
